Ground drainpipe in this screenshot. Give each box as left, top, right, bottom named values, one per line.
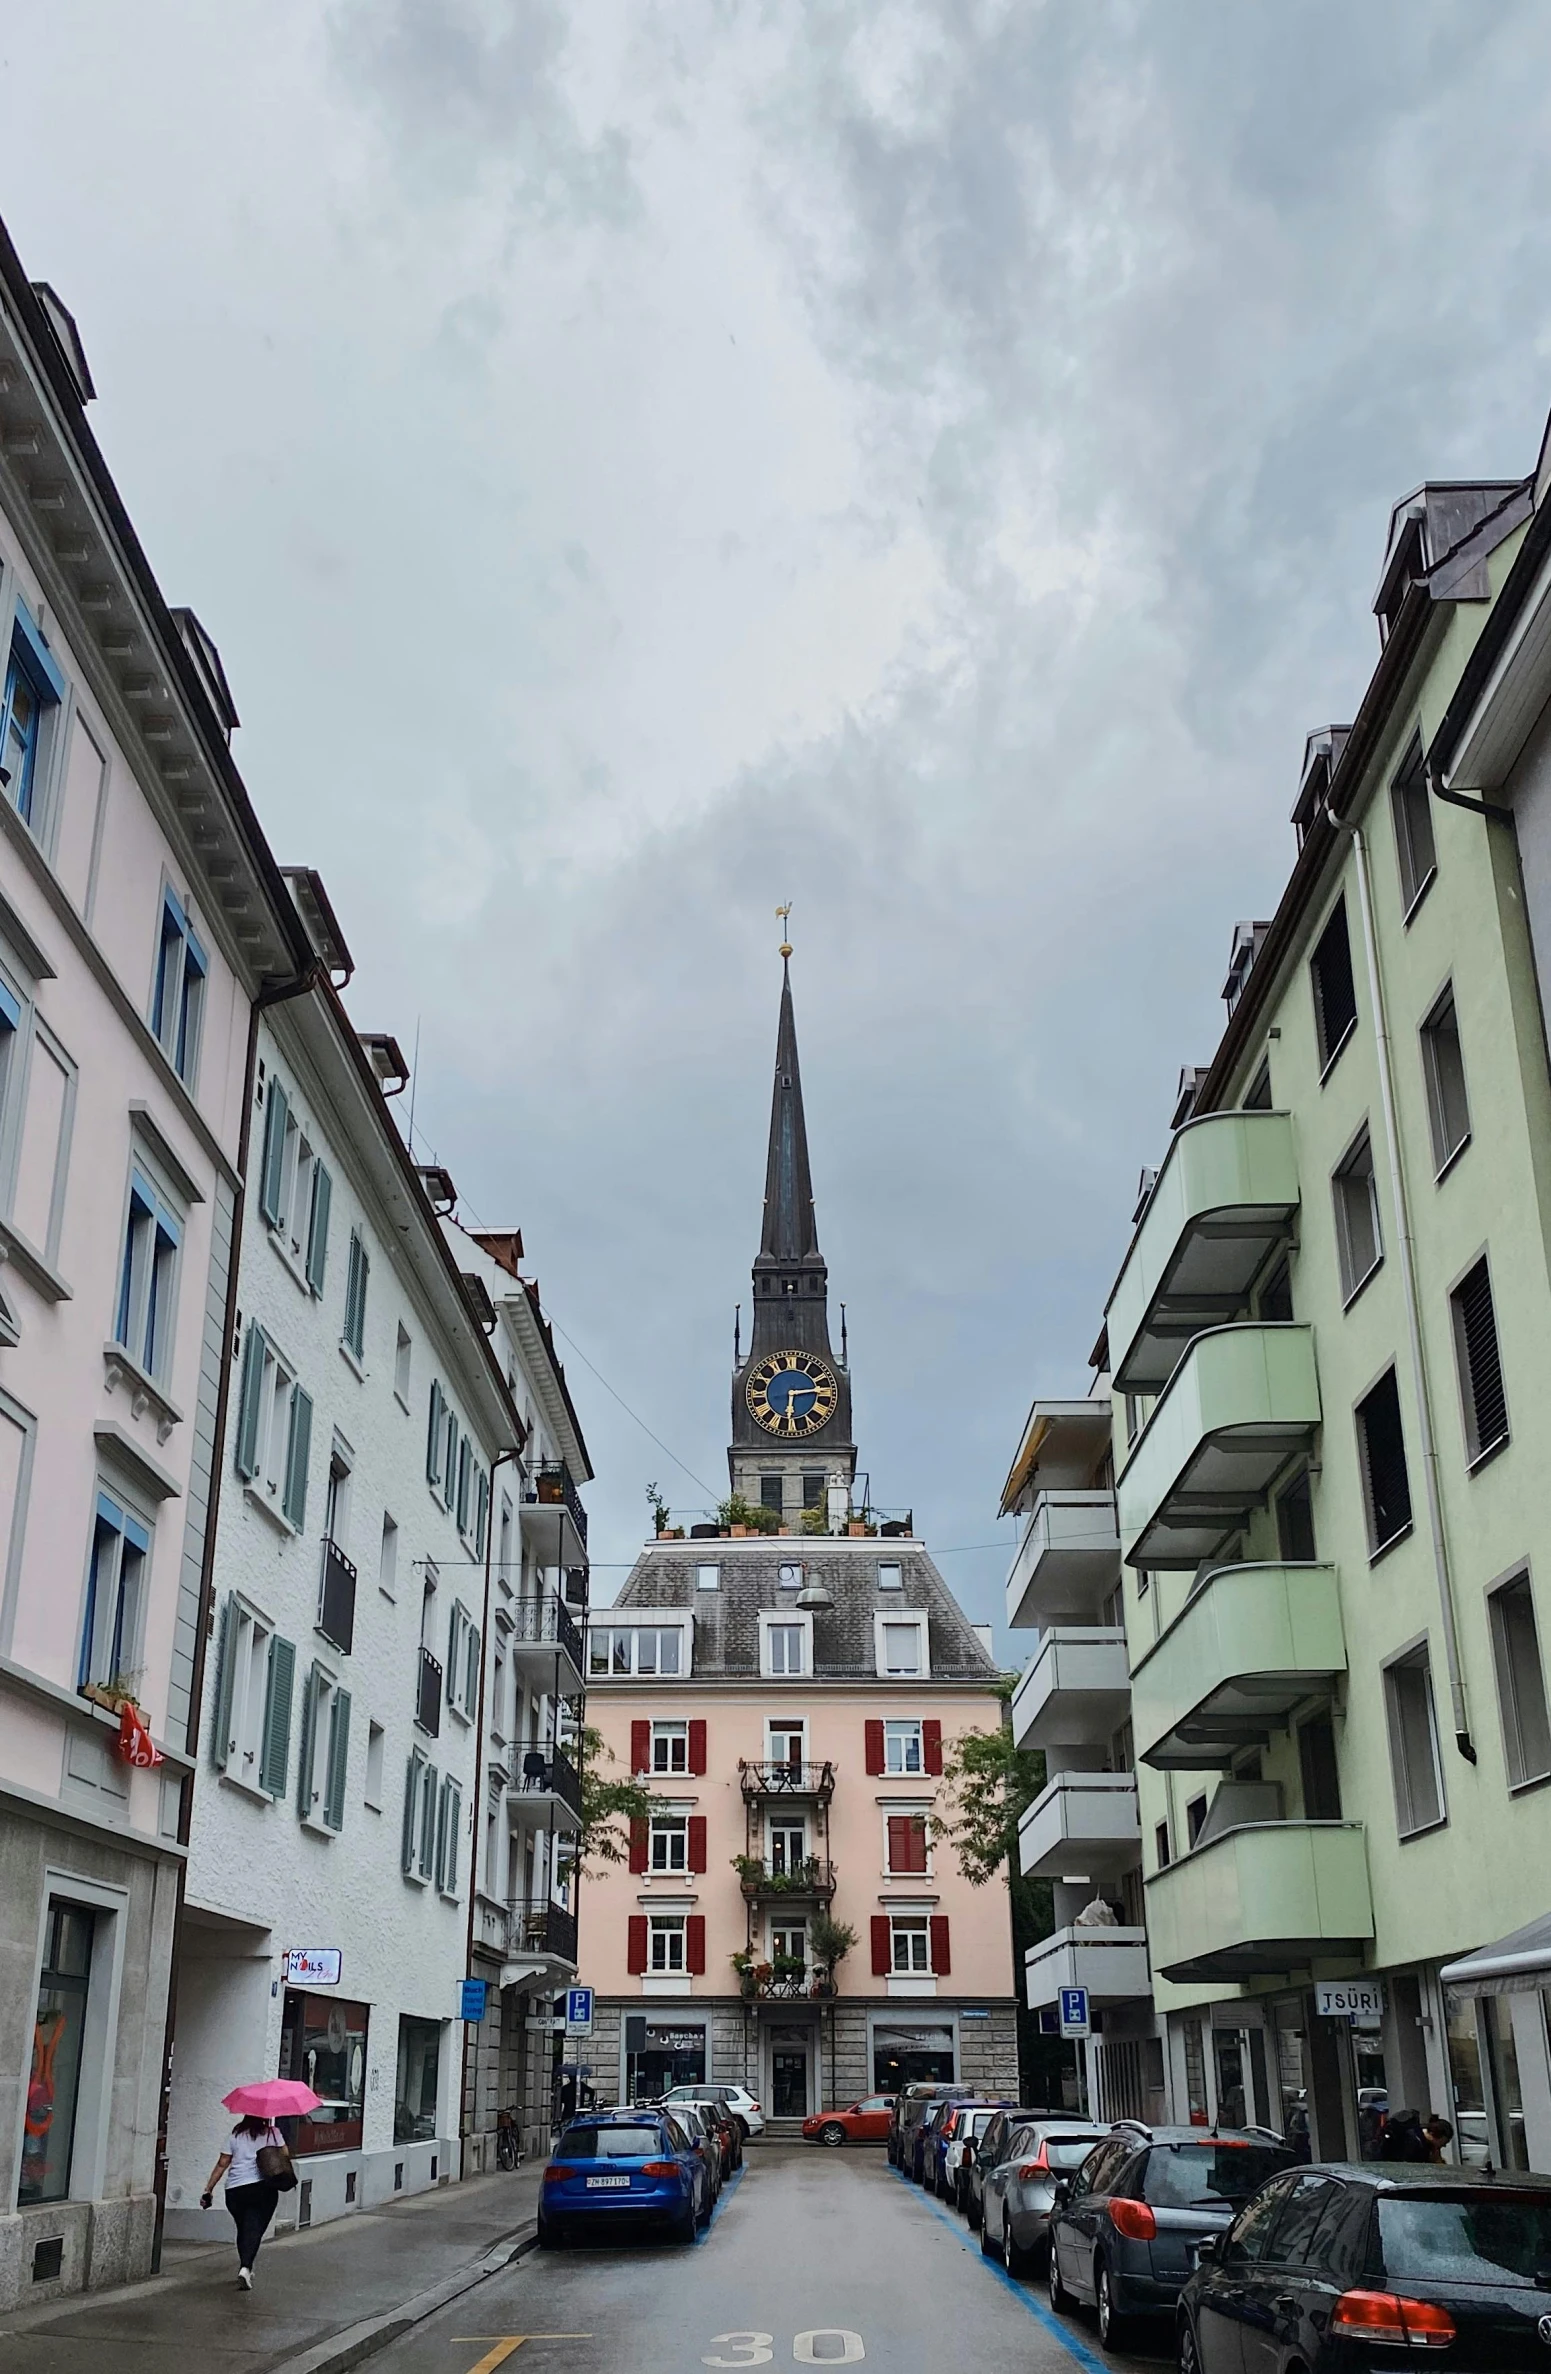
left=461, top=1443, right=522, bottom=2170
left=151, top=960, right=322, bottom=2268
left=1326, top=809, right=1476, bottom=1763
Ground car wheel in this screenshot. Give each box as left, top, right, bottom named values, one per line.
left=1003, top=2215, right=1028, bottom=2277
left=1048, top=2238, right=1071, bottom=2312
left=1096, top=2261, right=1130, bottom=2351
left=966, top=2186, right=982, bottom=2232
left=697, top=2188, right=713, bottom=2229
left=1178, top=2316, right=1202, bottom=2374
left=734, top=2115, right=750, bottom=2139
left=820, top=2123, right=847, bottom=2148
left=536, top=2215, right=563, bottom=2250
left=674, top=2203, right=698, bottom=2246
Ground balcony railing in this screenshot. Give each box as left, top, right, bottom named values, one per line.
left=513, top=1742, right=583, bottom=1819
left=737, top=1857, right=837, bottom=1901
left=527, top=1460, right=588, bottom=1548
left=509, top=1592, right=585, bottom=1675
left=1116, top=1323, right=1321, bottom=1571
left=739, top=1759, right=836, bottom=1803
left=415, top=1645, right=442, bottom=1737
left=509, top=1895, right=579, bottom=1965
left=317, top=1536, right=357, bottom=1656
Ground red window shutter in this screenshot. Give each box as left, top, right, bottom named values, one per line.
left=631, top=1719, right=650, bottom=1774
left=628, top=1818, right=649, bottom=1874
left=870, top=1914, right=891, bottom=1976
left=888, top=1814, right=927, bottom=1875
left=687, top=1815, right=707, bottom=1873
left=686, top=1915, right=706, bottom=1975
left=864, top=1718, right=885, bottom=1776
left=627, top=1915, right=648, bottom=1974
left=930, top=1915, right=951, bottom=1976
left=688, top=1718, right=707, bottom=1776
left=922, top=1719, right=943, bottom=1775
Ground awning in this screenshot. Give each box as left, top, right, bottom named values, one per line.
left=871, top=2024, right=955, bottom=2052
left=1440, top=1911, right=1551, bottom=1998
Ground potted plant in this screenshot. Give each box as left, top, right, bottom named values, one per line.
left=808, top=1915, right=857, bottom=1998
left=800, top=1504, right=828, bottom=1536
left=732, top=1854, right=766, bottom=1891
left=646, top=1481, right=671, bottom=1538
left=770, top=1953, right=805, bottom=1988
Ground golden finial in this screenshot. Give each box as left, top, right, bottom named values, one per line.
left=776, top=902, right=793, bottom=959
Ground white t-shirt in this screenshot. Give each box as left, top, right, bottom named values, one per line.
left=225, top=2124, right=282, bottom=2188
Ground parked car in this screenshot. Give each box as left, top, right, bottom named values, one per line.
left=1047, top=2124, right=1297, bottom=2347
left=928, top=2101, right=1017, bottom=2197
left=664, top=2081, right=765, bottom=2139
left=673, top=2101, right=725, bottom=2196
left=657, top=2087, right=743, bottom=2171
left=1178, top=2163, right=1551, bottom=2374
left=890, top=2082, right=972, bottom=2170
left=801, top=2095, right=896, bottom=2148
left=538, top=2110, right=711, bottom=2247
left=960, top=2106, right=1047, bottom=2229
left=909, top=2090, right=980, bottom=2184
left=979, top=2118, right=1109, bottom=2270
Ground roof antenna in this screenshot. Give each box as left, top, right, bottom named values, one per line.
left=840, top=1303, right=848, bottom=1367
left=733, top=1303, right=741, bottom=1370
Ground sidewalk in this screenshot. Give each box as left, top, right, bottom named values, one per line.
left=0, top=2164, right=544, bottom=2374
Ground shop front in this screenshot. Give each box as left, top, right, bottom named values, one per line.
left=1440, top=1915, right=1551, bottom=2171
left=624, top=2014, right=708, bottom=2105
left=278, top=1989, right=368, bottom=2156
left=870, top=2018, right=955, bottom=2096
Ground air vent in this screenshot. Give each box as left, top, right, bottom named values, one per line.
left=32, top=2235, right=64, bottom=2282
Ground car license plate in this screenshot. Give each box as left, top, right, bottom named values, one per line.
left=586, top=2174, right=630, bottom=2188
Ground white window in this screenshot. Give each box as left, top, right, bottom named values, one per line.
left=233, top=1323, right=312, bottom=1531
left=768, top=1717, right=806, bottom=1767
left=213, top=1595, right=295, bottom=1800
left=446, top=1601, right=481, bottom=1722
left=769, top=1819, right=806, bottom=1874
left=1489, top=1574, right=1551, bottom=1791
left=650, top=1815, right=688, bottom=1873
left=1332, top=1127, right=1382, bottom=1304
left=435, top=1771, right=462, bottom=1896
left=760, top=1612, right=811, bottom=1677
left=402, top=1749, right=436, bottom=1882
left=588, top=1624, right=688, bottom=1678
left=877, top=1562, right=903, bottom=1592
left=885, top=1718, right=924, bottom=1775
left=652, top=1721, right=689, bottom=1776
left=891, top=1916, right=930, bottom=1974
left=770, top=1919, right=807, bottom=1970
left=298, top=1661, right=351, bottom=1835
left=1384, top=1643, right=1445, bottom=1839
left=394, top=1322, right=412, bottom=1406
left=150, top=885, right=207, bottom=1086
left=113, top=1164, right=182, bottom=1386
left=695, top=1562, right=720, bottom=1592
left=78, top=1487, right=151, bottom=1692
left=649, top=1915, right=686, bottom=1973
left=875, top=1614, right=928, bottom=1678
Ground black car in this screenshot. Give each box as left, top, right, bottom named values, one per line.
left=1048, top=2124, right=1297, bottom=2347
left=1179, top=2163, right=1551, bottom=2374
left=889, top=2082, right=973, bottom=2171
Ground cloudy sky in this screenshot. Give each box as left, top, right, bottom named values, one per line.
left=5, top=1, right=1551, bottom=1646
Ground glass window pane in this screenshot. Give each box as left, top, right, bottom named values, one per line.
left=19, top=1905, right=94, bottom=2204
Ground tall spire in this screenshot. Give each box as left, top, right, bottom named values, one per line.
left=759, top=957, right=820, bottom=1264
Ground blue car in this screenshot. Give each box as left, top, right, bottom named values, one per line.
left=538, top=2110, right=711, bottom=2247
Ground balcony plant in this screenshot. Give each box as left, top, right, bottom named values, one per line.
left=646, top=1481, right=671, bottom=1538
left=732, top=1854, right=766, bottom=1889
left=800, top=1504, right=829, bottom=1536
left=808, top=1914, right=856, bottom=1990
left=718, top=1493, right=782, bottom=1536
left=770, top=1953, right=806, bottom=1985
left=730, top=1950, right=770, bottom=2001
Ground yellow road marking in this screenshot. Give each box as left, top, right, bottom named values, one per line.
left=454, top=2342, right=592, bottom=2372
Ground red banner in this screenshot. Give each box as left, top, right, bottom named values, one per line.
left=117, top=1704, right=163, bottom=1768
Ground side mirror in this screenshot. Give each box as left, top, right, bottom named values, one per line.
left=848, top=2105, right=861, bottom=2116
left=1194, top=2235, right=1219, bottom=2264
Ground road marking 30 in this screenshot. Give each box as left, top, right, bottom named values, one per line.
left=704, top=2336, right=865, bottom=2366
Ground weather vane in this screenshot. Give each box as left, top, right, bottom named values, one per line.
left=776, top=902, right=793, bottom=959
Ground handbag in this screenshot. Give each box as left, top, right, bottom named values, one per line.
left=256, top=2133, right=297, bottom=2191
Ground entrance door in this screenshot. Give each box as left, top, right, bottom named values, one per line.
left=772, top=2048, right=808, bottom=2118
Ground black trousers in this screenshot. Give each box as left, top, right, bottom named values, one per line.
left=226, top=2179, right=280, bottom=2270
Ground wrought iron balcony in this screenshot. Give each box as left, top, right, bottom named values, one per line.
left=512, top=1742, right=583, bottom=1821
left=500, top=1894, right=579, bottom=1966
left=737, top=1856, right=837, bottom=1902
left=509, top=1592, right=585, bottom=1679
left=527, top=1460, right=588, bottom=1548
left=739, top=1759, right=836, bottom=1803
left=317, top=1535, right=358, bottom=1656
left=415, top=1644, right=442, bottom=1737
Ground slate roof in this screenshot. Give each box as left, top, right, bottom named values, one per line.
left=609, top=1541, right=1000, bottom=1684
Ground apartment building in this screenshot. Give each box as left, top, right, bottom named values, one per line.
left=0, top=228, right=313, bottom=2307
left=1094, top=455, right=1551, bottom=2165
left=163, top=972, right=523, bottom=2237
left=446, top=1222, right=591, bottom=2167
left=578, top=962, right=1017, bottom=2115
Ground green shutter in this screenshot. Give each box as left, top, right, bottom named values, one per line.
left=419, top=1761, right=437, bottom=1876
left=259, top=1082, right=288, bottom=1226
left=447, top=1604, right=462, bottom=1711
left=283, top=1384, right=313, bottom=1531
left=260, top=1635, right=295, bottom=1796
left=210, top=1596, right=235, bottom=1768
left=475, top=1470, right=489, bottom=1558
left=351, top=1238, right=370, bottom=1356
left=324, top=1687, right=351, bottom=1831
left=234, top=1324, right=265, bottom=1480
left=465, top=1621, right=480, bottom=1719
left=402, top=1755, right=419, bottom=1872
left=296, top=1663, right=318, bottom=1819
left=306, top=1163, right=332, bottom=1296
left=440, top=1779, right=460, bottom=1896
left=426, top=1380, right=443, bottom=1487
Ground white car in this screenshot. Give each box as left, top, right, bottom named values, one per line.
left=663, top=2082, right=766, bottom=2138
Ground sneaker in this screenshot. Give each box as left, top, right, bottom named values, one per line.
left=238, top=2266, right=252, bottom=2290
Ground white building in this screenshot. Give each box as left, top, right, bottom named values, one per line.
left=164, top=918, right=522, bottom=2237
left=445, top=1223, right=591, bottom=2168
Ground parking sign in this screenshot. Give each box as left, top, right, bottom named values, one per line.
left=1059, top=1985, right=1090, bottom=2038
left=565, top=1985, right=594, bottom=2035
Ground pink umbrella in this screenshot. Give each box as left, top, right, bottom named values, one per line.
left=222, top=2080, right=321, bottom=2117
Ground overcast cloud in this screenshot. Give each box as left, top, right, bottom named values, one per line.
left=4, top=1, right=1551, bottom=1643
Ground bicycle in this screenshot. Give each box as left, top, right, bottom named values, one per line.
left=495, top=2107, right=521, bottom=2170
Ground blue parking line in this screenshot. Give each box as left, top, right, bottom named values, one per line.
left=696, top=2161, right=746, bottom=2243
left=890, top=2166, right=1110, bottom=2374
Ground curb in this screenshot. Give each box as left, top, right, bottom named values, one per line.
left=264, top=2223, right=537, bottom=2374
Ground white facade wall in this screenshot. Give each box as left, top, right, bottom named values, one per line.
left=165, top=1000, right=515, bottom=2236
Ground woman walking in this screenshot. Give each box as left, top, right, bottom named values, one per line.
left=200, top=2113, right=285, bottom=2287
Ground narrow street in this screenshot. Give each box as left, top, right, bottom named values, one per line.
left=372, top=2146, right=1165, bottom=2374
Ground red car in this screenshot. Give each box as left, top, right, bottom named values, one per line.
left=802, top=2094, right=896, bottom=2148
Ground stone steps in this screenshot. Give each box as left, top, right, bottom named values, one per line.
left=759, top=2117, right=809, bottom=2141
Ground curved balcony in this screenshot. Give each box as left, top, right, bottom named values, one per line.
left=1116, top=1323, right=1321, bottom=1570
left=1108, top=1111, right=1300, bottom=1395
left=1006, top=1492, right=1122, bottom=1629
left=1010, top=1628, right=1130, bottom=1752
left=1132, top=1561, right=1345, bottom=1770
left=1146, top=1817, right=1373, bottom=1985
left=1018, top=1772, right=1139, bottom=1881
left=507, top=1590, right=586, bottom=1693
left=1025, top=1924, right=1150, bottom=2009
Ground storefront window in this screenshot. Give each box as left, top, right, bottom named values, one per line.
left=394, top=2016, right=443, bottom=2145
left=1182, top=2016, right=1208, bottom=2126
left=1484, top=1996, right=1529, bottom=2170
left=624, top=2016, right=706, bottom=2103
left=871, top=2022, right=955, bottom=2093
left=279, top=1990, right=368, bottom=2156
left=19, top=1904, right=94, bottom=2205
left=1444, top=1993, right=1490, bottom=2166
left=1274, top=2009, right=1310, bottom=2159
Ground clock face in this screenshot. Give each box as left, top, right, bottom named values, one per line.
left=746, top=1349, right=840, bottom=1438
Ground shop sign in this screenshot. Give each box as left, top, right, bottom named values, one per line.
left=284, top=1947, right=342, bottom=1986
left=460, top=1978, right=489, bottom=2022
left=1315, top=1978, right=1385, bottom=2021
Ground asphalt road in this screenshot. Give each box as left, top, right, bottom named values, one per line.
left=375, top=2145, right=1171, bottom=2374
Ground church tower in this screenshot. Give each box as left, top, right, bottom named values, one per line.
left=728, top=957, right=856, bottom=1525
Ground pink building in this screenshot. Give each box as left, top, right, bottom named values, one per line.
left=0, top=227, right=310, bottom=2306
left=577, top=967, right=1017, bottom=2115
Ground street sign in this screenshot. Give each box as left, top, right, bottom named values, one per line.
left=460, top=1978, right=489, bottom=2023
left=1059, top=1985, right=1090, bottom=2038
left=284, top=1947, right=341, bottom=1986
left=1315, top=1978, right=1385, bottom=2021
left=565, top=1985, right=594, bottom=2035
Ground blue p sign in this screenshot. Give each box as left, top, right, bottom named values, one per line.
left=1059, top=1985, right=1090, bottom=2037
left=565, top=1985, right=594, bottom=2032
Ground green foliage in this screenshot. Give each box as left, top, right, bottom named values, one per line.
left=935, top=1688, right=1046, bottom=1885
left=799, top=1504, right=830, bottom=1535
left=808, top=1914, right=857, bottom=1968
left=576, top=1725, right=663, bottom=1870
left=646, top=1481, right=670, bottom=1536
left=717, top=1493, right=782, bottom=1534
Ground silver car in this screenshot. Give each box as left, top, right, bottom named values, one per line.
left=979, top=2119, right=1108, bottom=2274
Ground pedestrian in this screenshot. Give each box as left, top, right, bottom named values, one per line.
left=200, top=2113, right=288, bottom=2288
left=1379, top=2108, right=1429, bottom=2162
left=1423, top=2114, right=1454, bottom=2163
